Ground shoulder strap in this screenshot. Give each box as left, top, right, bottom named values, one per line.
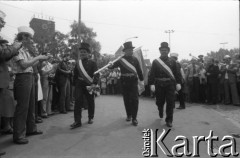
left=155, top=58, right=175, bottom=81
left=119, top=58, right=137, bottom=76
left=77, top=59, right=93, bottom=84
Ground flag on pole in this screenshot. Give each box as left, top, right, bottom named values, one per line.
left=133, top=47, right=149, bottom=95
left=114, top=45, right=149, bottom=95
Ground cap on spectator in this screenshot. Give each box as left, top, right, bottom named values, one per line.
left=17, top=26, right=34, bottom=37
left=170, top=53, right=178, bottom=58
left=224, top=55, right=231, bottom=59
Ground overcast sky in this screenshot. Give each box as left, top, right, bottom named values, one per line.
left=0, top=0, right=239, bottom=61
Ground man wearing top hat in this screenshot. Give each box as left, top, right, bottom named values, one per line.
left=149, top=42, right=181, bottom=127
left=0, top=9, right=22, bottom=156
left=12, top=26, right=49, bottom=144
left=170, top=52, right=186, bottom=109
left=108, top=41, right=144, bottom=126
left=71, top=42, right=99, bottom=129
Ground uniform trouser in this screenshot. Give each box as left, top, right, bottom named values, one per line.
left=121, top=78, right=139, bottom=120
left=13, top=73, right=37, bottom=140
left=223, top=79, right=240, bottom=105
left=178, top=83, right=185, bottom=108
left=74, top=81, right=95, bottom=122
left=155, top=81, right=175, bottom=123
left=58, top=75, right=70, bottom=112
left=207, top=80, right=218, bottom=104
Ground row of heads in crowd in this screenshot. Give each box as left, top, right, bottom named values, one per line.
left=1, top=10, right=239, bottom=66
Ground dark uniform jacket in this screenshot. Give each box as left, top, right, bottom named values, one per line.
left=73, top=58, right=99, bottom=86
left=110, top=55, right=144, bottom=81
left=148, top=56, right=181, bottom=85
left=0, top=43, right=18, bottom=88
left=206, top=64, right=219, bottom=83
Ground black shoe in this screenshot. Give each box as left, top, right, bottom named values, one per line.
left=88, top=119, right=93, bottom=124
left=35, top=119, right=43, bottom=124
left=176, top=107, right=185, bottom=109
left=60, top=111, right=68, bottom=114
left=0, top=152, right=6, bottom=156
left=13, top=138, right=29, bottom=144
left=166, top=122, right=172, bottom=127
left=126, top=116, right=131, bottom=122
left=159, top=111, right=163, bottom=118
left=132, top=119, right=138, bottom=126
left=2, top=128, right=13, bottom=135
left=26, top=130, right=43, bottom=136
left=70, top=122, right=82, bottom=129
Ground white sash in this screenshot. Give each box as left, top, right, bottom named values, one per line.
left=155, top=58, right=175, bottom=81
left=78, top=60, right=93, bottom=84
left=120, top=58, right=137, bottom=75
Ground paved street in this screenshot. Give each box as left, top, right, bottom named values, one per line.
left=1, top=95, right=240, bottom=158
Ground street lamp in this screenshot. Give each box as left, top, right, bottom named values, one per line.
left=220, top=42, right=228, bottom=49
left=165, top=30, right=174, bottom=48
left=125, top=36, right=138, bottom=42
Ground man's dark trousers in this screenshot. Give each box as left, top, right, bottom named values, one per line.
left=74, top=80, right=95, bottom=122
left=155, top=81, right=175, bottom=123
left=13, top=73, right=37, bottom=141
left=58, top=75, right=70, bottom=113
left=178, top=83, right=185, bottom=108
left=207, top=79, right=218, bottom=104
left=121, top=77, right=139, bottom=120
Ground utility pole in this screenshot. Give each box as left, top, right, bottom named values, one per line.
left=220, top=42, right=228, bottom=49
left=164, top=30, right=174, bottom=48
left=78, top=0, right=81, bottom=45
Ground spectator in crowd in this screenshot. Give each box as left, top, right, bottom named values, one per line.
left=170, top=53, right=186, bottom=109
left=220, top=55, right=240, bottom=106
left=199, top=63, right=207, bottom=103
left=57, top=53, right=72, bottom=114
left=206, top=57, right=220, bottom=105
left=39, top=58, right=57, bottom=117
left=1, top=61, right=16, bottom=135
left=186, top=58, right=200, bottom=103
left=12, top=26, right=48, bottom=144
left=181, top=62, right=189, bottom=102
left=100, top=72, right=107, bottom=95
left=0, top=9, right=22, bottom=154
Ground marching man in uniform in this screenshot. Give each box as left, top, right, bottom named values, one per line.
left=149, top=42, right=181, bottom=127
left=109, top=41, right=144, bottom=126
left=71, top=43, right=99, bottom=129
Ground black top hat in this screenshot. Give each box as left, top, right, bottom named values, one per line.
left=159, top=42, right=170, bottom=50
left=79, top=42, right=91, bottom=53
left=122, top=41, right=135, bottom=51
left=198, top=55, right=204, bottom=58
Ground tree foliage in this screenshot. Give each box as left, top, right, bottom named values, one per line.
left=68, top=21, right=101, bottom=60
left=205, top=48, right=239, bottom=62
left=36, top=30, right=69, bottom=57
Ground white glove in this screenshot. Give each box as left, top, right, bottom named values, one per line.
left=176, top=84, right=181, bottom=91
left=150, top=85, right=155, bottom=92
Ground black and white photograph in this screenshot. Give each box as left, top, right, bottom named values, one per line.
left=0, top=0, right=239, bottom=157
